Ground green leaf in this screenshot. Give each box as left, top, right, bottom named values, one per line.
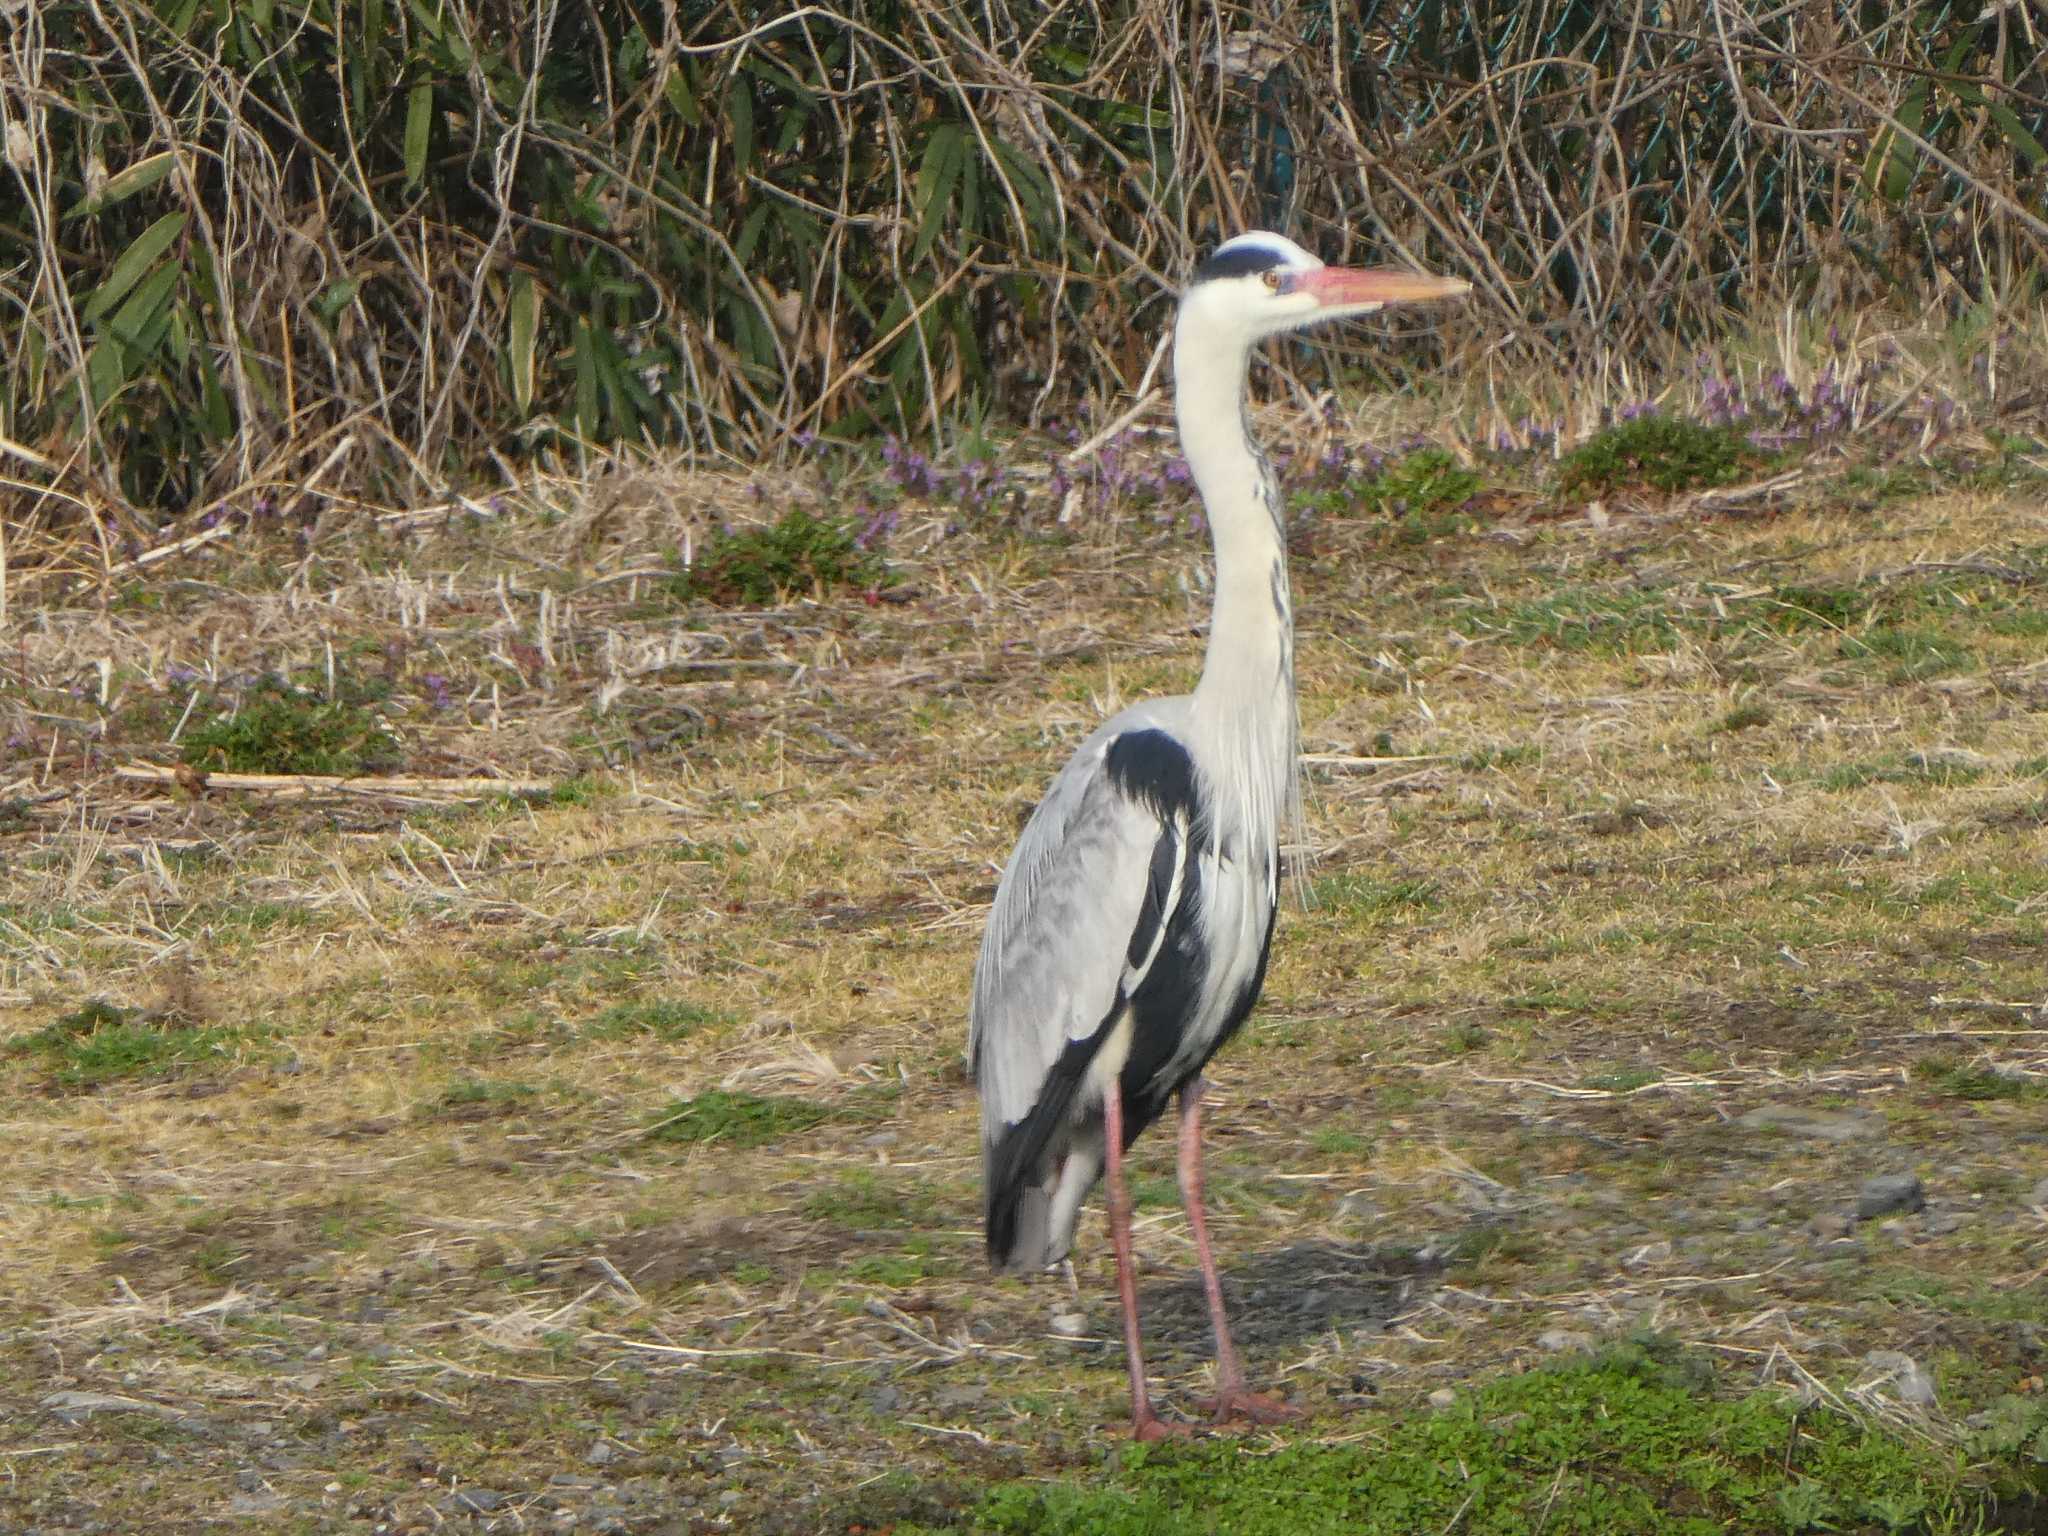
left=86, top=261, right=180, bottom=407
left=1870, top=80, right=1929, bottom=204
left=1987, top=100, right=2048, bottom=169
left=662, top=65, right=700, bottom=125
left=987, top=138, right=1054, bottom=235
left=912, top=124, right=964, bottom=266
left=404, top=81, right=433, bottom=190
left=65, top=151, right=179, bottom=220
left=80, top=213, right=187, bottom=326
left=734, top=202, right=772, bottom=267
left=108, top=260, right=180, bottom=338
left=508, top=273, right=539, bottom=415
left=725, top=78, right=754, bottom=175
left=314, top=279, right=361, bottom=324
left=573, top=321, right=599, bottom=437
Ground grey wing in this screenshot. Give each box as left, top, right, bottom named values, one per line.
left=968, top=725, right=1189, bottom=1140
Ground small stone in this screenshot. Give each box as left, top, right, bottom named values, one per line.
left=866, top=1385, right=904, bottom=1414
left=1735, top=1215, right=1769, bottom=1233
left=1808, top=1212, right=1854, bottom=1240
left=2028, top=1177, right=2048, bottom=1209
left=1856, top=1174, right=1925, bottom=1221
left=1049, top=1310, right=1089, bottom=1338
left=1921, top=1209, right=1966, bottom=1237
left=585, top=1440, right=615, bottom=1466
left=861, top=1131, right=900, bottom=1149
left=718, top=1490, right=744, bottom=1508
left=1336, top=1193, right=1380, bottom=1221
left=1536, top=1328, right=1594, bottom=1354
left=445, top=1489, right=506, bottom=1513
left=1427, top=1387, right=1458, bottom=1410
left=1736, top=1105, right=1880, bottom=1142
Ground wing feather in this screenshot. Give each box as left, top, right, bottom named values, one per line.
left=970, top=713, right=1202, bottom=1269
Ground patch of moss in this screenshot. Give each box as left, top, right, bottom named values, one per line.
left=1558, top=416, right=1771, bottom=499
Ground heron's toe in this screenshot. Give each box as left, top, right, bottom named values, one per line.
left=1197, top=1389, right=1303, bottom=1426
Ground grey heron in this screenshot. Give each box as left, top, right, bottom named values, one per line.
left=969, top=232, right=1469, bottom=1439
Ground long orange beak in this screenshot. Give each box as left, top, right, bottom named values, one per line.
left=1293, top=266, right=1471, bottom=307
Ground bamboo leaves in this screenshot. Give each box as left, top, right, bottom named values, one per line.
left=404, top=81, right=434, bottom=190
left=79, top=213, right=187, bottom=326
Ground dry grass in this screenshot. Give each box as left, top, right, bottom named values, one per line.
left=1, top=422, right=2046, bottom=1529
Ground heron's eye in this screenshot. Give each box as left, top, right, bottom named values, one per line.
left=1261, top=270, right=1282, bottom=291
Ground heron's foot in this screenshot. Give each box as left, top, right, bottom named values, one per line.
left=1195, top=1387, right=1304, bottom=1426
left=1131, top=1411, right=1197, bottom=1442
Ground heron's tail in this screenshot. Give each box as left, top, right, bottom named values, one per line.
left=986, top=1174, right=1057, bottom=1275
left=984, top=1079, right=1097, bottom=1274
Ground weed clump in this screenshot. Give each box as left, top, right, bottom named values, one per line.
left=183, top=679, right=402, bottom=776
left=1300, top=449, right=1481, bottom=543
left=1558, top=416, right=1771, bottom=499
left=679, top=507, right=886, bottom=606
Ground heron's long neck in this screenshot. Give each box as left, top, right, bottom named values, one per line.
left=1174, top=323, right=1299, bottom=858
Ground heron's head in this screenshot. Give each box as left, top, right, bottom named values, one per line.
left=1180, top=232, right=1469, bottom=349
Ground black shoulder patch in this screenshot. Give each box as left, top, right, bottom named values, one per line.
left=1193, top=242, right=1287, bottom=284
left=1104, top=729, right=1202, bottom=826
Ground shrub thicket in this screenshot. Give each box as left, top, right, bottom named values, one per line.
left=3, top=0, right=2043, bottom=538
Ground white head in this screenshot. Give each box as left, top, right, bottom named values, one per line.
left=1177, top=231, right=1470, bottom=351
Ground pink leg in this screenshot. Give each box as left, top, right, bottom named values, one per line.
left=1178, top=1078, right=1302, bottom=1425
left=1102, top=1080, right=1190, bottom=1441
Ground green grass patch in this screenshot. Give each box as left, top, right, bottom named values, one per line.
left=1750, top=583, right=1871, bottom=633
left=1912, top=1056, right=2034, bottom=1102
left=8, top=999, right=248, bottom=1087
left=905, top=1341, right=2003, bottom=1535
left=1837, top=626, right=1977, bottom=682
left=643, top=1084, right=896, bottom=1149
left=1815, top=753, right=1987, bottom=791
left=183, top=678, right=402, bottom=775
left=1557, top=416, right=1771, bottom=499
left=1311, top=873, right=1441, bottom=919
left=1711, top=702, right=1773, bottom=733
left=676, top=507, right=886, bottom=606
left=1457, top=587, right=1681, bottom=654
left=644, top=1090, right=834, bottom=1148
left=437, top=1076, right=539, bottom=1109
left=800, top=1169, right=940, bottom=1230
left=585, top=998, right=731, bottom=1041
